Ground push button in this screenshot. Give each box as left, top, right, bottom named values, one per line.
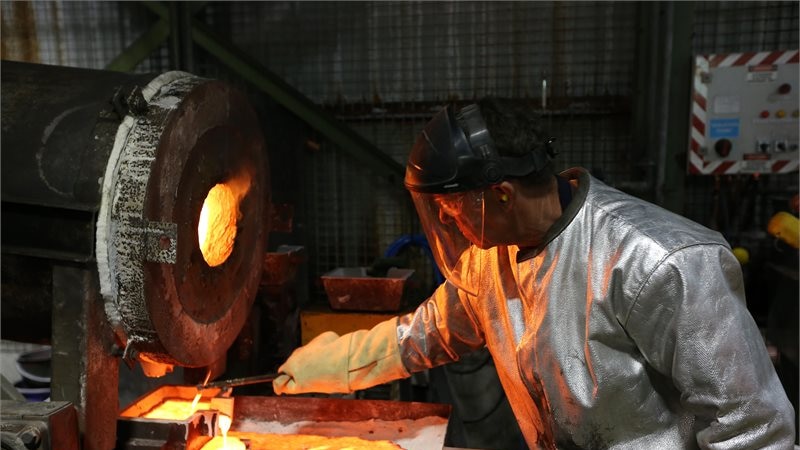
left=714, top=139, right=732, bottom=157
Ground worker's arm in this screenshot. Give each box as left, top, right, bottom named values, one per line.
left=273, top=317, right=410, bottom=395
left=273, top=278, right=484, bottom=395
left=624, top=244, right=795, bottom=449
left=397, top=279, right=486, bottom=372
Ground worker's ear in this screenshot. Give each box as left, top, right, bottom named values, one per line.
left=490, top=181, right=515, bottom=210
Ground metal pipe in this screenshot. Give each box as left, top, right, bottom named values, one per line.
left=654, top=3, right=674, bottom=206
left=1, top=61, right=153, bottom=262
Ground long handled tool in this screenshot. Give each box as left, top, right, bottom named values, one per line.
left=198, top=373, right=279, bottom=390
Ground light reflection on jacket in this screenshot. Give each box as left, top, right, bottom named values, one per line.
left=397, top=167, right=795, bottom=449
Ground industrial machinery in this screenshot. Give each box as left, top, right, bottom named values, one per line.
left=1, top=61, right=451, bottom=450
left=687, top=49, right=799, bottom=175
left=1, top=59, right=268, bottom=448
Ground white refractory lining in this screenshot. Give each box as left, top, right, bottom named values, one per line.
left=95, top=70, right=202, bottom=341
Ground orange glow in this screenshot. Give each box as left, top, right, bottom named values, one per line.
left=197, top=170, right=253, bottom=267
left=142, top=398, right=211, bottom=420
left=224, top=432, right=403, bottom=449
left=200, top=436, right=246, bottom=450
left=199, top=414, right=245, bottom=450
left=198, top=184, right=237, bottom=267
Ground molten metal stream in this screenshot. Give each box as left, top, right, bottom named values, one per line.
left=201, top=414, right=245, bottom=450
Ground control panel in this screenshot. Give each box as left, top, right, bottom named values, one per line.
left=688, top=50, right=799, bottom=175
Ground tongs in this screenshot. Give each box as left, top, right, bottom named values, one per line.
left=197, top=373, right=279, bottom=391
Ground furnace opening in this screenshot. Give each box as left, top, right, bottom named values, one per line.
left=198, top=183, right=237, bottom=267
left=197, top=170, right=253, bottom=267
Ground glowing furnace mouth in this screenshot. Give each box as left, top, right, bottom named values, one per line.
left=198, top=183, right=238, bottom=267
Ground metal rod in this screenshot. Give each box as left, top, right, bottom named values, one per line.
left=105, top=19, right=169, bottom=72
left=199, top=373, right=279, bottom=390
left=141, top=0, right=406, bottom=185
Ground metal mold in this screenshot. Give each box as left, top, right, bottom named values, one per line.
left=262, top=245, right=306, bottom=287
left=117, top=385, right=228, bottom=450
left=322, top=267, right=414, bottom=312
left=117, top=388, right=451, bottom=450
left=231, top=396, right=451, bottom=450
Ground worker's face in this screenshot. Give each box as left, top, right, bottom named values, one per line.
left=435, top=184, right=519, bottom=249
left=434, top=190, right=487, bottom=248
left=410, top=189, right=486, bottom=296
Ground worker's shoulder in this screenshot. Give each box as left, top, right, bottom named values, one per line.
left=585, top=180, right=728, bottom=255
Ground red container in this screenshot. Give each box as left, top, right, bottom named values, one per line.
left=321, top=267, right=414, bottom=312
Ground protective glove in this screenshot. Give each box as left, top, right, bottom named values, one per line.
left=272, top=317, right=409, bottom=395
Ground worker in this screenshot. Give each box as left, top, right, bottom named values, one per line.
left=273, top=99, right=796, bottom=449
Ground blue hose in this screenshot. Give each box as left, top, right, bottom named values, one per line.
left=385, top=234, right=444, bottom=286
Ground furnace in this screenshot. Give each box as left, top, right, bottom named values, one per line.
left=93, top=66, right=268, bottom=375
left=1, top=60, right=270, bottom=448
left=1, top=61, right=450, bottom=450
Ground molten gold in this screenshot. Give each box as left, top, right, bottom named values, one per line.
left=141, top=398, right=211, bottom=420
left=198, top=184, right=237, bottom=267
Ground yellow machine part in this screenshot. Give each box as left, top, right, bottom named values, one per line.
left=767, top=211, right=799, bottom=249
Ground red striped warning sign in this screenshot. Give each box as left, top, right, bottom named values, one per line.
left=708, top=50, right=799, bottom=68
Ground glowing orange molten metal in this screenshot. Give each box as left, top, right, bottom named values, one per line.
left=201, top=436, right=245, bottom=450
left=198, top=184, right=237, bottom=267
left=201, top=414, right=246, bottom=450
left=198, top=171, right=253, bottom=267
left=141, top=398, right=211, bottom=420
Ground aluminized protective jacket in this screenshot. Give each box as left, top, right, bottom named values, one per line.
left=396, top=167, right=795, bottom=449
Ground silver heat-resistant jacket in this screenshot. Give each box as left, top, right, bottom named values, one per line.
left=396, top=168, right=795, bottom=449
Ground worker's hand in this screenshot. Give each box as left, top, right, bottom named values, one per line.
left=272, top=331, right=346, bottom=394
left=272, top=318, right=410, bottom=395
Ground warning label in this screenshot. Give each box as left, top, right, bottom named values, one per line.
left=747, top=64, right=778, bottom=82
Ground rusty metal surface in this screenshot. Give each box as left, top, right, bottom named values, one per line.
left=262, top=245, right=306, bottom=287
left=119, top=387, right=449, bottom=424
left=98, top=71, right=270, bottom=368
left=143, top=79, right=270, bottom=367
left=322, top=267, right=414, bottom=312
left=118, top=388, right=451, bottom=449
left=230, top=396, right=452, bottom=449
left=0, top=400, right=79, bottom=450
left=233, top=396, right=449, bottom=424
left=50, top=265, right=118, bottom=450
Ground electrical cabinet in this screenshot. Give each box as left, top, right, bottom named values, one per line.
left=688, top=50, right=799, bottom=175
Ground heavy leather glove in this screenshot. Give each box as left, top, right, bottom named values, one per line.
left=272, top=317, right=409, bottom=395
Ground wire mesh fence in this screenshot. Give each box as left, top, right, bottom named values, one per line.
left=1, top=1, right=797, bottom=300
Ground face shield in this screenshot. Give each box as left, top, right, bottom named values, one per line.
left=411, top=189, right=487, bottom=295
left=404, top=103, right=556, bottom=295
